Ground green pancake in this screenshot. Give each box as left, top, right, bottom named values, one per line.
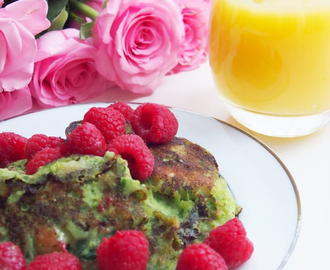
left=0, top=137, right=241, bottom=270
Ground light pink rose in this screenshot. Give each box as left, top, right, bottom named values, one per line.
left=0, top=0, right=50, bottom=91
left=29, top=28, right=113, bottom=108
left=0, top=87, right=32, bottom=121
left=0, top=17, right=36, bottom=91
left=92, top=0, right=185, bottom=94
left=169, top=0, right=210, bottom=74
left=1, top=0, right=50, bottom=35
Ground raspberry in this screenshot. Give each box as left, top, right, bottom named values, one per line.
left=83, top=107, right=126, bottom=142
left=107, top=101, right=135, bottom=121
left=26, top=252, right=82, bottom=270
left=26, top=147, right=63, bottom=175
left=176, top=243, right=228, bottom=270
left=96, top=230, right=149, bottom=270
left=25, top=134, right=65, bottom=160
left=130, top=103, right=179, bottom=144
left=0, top=242, right=25, bottom=270
left=0, top=132, right=27, bottom=168
left=204, top=218, right=254, bottom=268
left=61, top=122, right=106, bottom=157
left=107, top=134, right=154, bottom=181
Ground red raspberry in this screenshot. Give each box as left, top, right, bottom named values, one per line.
left=107, top=134, right=154, bottom=181
left=0, top=242, right=25, bottom=270
left=25, top=134, right=65, bottom=160
left=204, top=218, right=254, bottom=268
left=26, top=252, right=82, bottom=270
left=107, top=101, right=135, bottom=121
left=0, top=132, right=27, bottom=168
left=61, top=122, right=106, bottom=157
left=83, top=107, right=126, bottom=142
left=130, top=103, right=179, bottom=144
left=26, top=147, right=63, bottom=175
left=96, top=230, right=149, bottom=270
left=176, top=243, right=228, bottom=270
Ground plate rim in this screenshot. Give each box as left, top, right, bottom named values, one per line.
left=215, top=116, right=301, bottom=270
left=0, top=102, right=302, bottom=269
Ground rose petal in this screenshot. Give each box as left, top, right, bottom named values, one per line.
left=0, top=87, right=32, bottom=121
left=0, top=18, right=36, bottom=91
left=2, top=0, right=50, bottom=35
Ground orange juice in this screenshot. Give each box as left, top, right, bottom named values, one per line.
left=209, top=0, right=330, bottom=116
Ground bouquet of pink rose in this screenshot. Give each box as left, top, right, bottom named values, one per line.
left=0, top=0, right=211, bottom=121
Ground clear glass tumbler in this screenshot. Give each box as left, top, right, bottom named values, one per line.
left=209, top=0, right=330, bottom=137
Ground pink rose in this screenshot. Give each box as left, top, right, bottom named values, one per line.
left=29, top=28, right=113, bottom=108
left=0, top=17, right=36, bottom=91
left=0, top=1, right=3, bottom=7
left=169, top=0, right=210, bottom=74
left=0, top=0, right=50, bottom=91
left=1, top=0, right=50, bottom=36
left=92, top=0, right=184, bottom=94
left=0, top=87, right=32, bottom=121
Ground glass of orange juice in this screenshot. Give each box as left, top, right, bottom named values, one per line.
left=209, top=0, right=330, bottom=137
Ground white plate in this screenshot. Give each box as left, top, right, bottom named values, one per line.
left=0, top=103, right=301, bottom=270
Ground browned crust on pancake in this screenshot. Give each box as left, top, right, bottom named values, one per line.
left=147, top=137, right=219, bottom=194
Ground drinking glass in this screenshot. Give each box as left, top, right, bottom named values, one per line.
left=209, top=0, right=330, bottom=137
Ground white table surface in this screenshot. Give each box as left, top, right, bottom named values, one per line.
left=87, top=62, right=330, bottom=270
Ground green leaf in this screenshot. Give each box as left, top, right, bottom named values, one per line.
left=48, top=8, right=69, bottom=31
left=80, top=22, right=94, bottom=39
left=102, top=0, right=109, bottom=9
left=47, top=0, right=69, bottom=22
